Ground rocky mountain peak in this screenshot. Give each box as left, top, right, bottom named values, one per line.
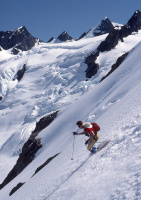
left=13, top=26, right=30, bottom=37
left=57, top=31, right=73, bottom=42
left=80, top=17, right=114, bottom=39
left=47, top=37, right=55, bottom=43
left=0, top=26, right=41, bottom=54
left=127, top=10, right=141, bottom=31
left=15, top=26, right=27, bottom=32
left=93, top=17, right=114, bottom=36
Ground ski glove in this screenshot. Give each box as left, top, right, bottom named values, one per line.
left=85, top=139, right=89, bottom=145
left=73, top=132, right=78, bottom=135
left=85, top=132, right=89, bottom=137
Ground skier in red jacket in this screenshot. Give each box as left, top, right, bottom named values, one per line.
left=73, top=121, right=100, bottom=152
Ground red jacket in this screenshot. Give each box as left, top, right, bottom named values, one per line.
left=84, top=126, right=95, bottom=135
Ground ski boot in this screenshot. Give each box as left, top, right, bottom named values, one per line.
left=91, top=147, right=97, bottom=153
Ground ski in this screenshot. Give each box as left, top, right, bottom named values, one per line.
left=91, top=140, right=110, bottom=154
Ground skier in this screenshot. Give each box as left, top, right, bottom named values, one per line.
left=73, top=121, right=100, bottom=152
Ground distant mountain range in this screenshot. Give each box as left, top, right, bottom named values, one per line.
left=0, top=10, right=141, bottom=54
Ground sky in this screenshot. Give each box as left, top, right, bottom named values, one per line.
left=0, top=0, right=141, bottom=42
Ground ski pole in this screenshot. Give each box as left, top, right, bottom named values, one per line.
left=71, top=134, right=75, bottom=160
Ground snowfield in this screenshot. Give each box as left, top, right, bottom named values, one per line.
left=0, top=30, right=141, bottom=200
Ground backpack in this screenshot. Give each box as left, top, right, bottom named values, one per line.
left=91, top=123, right=100, bottom=132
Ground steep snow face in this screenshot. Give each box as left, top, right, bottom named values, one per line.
left=0, top=34, right=107, bottom=180
left=0, top=29, right=141, bottom=199
left=0, top=36, right=141, bottom=200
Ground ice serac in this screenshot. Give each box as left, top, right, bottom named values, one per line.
left=0, top=26, right=41, bottom=54
left=57, top=31, right=73, bottom=42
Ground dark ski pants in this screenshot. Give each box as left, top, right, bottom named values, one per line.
left=87, top=133, right=99, bottom=151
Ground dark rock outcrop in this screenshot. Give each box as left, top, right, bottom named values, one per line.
left=100, top=52, right=129, bottom=82
left=57, top=31, right=73, bottom=42
left=127, top=10, right=141, bottom=31
left=0, top=138, right=42, bottom=190
left=85, top=51, right=99, bottom=78
left=9, top=182, right=25, bottom=196
left=0, top=110, right=59, bottom=189
left=97, top=29, right=121, bottom=52
left=0, top=26, right=40, bottom=52
left=33, top=153, right=60, bottom=176
left=0, top=96, right=2, bottom=100
left=12, top=47, right=21, bottom=55
left=32, top=110, right=59, bottom=137
left=16, top=64, right=26, bottom=81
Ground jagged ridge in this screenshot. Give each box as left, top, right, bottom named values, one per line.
left=85, top=10, right=141, bottom=78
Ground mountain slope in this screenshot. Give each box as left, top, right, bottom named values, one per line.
left=0, top=11, right=141, bottom=199
left=0, top=35, right=141, bottom=200
left=0, top=34, right=108, bottom=182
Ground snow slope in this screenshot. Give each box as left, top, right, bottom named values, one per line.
left=0, top=34, right=107, bottom=180
left=0, top=30, right=141, bottom=199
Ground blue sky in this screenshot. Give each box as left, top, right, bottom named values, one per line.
left=1, top=0, right=141, bottom=42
